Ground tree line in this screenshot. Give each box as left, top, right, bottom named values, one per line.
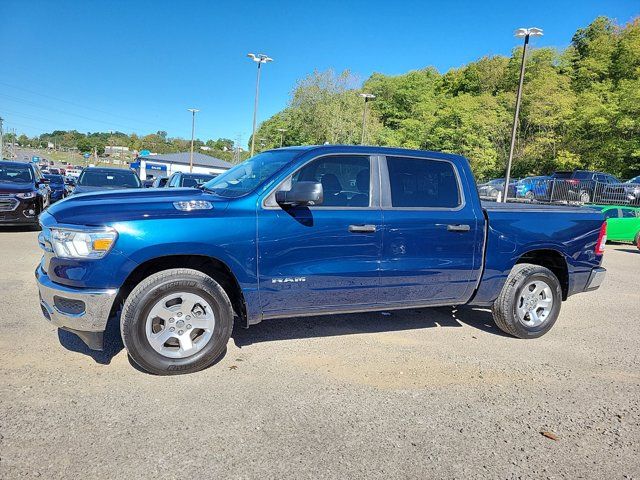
left=254, top=16, right=640, bottom=180
left=4, top=130, right=248, bottom=163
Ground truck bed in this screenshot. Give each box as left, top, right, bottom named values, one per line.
left=469, top=200, right=605, bottom=306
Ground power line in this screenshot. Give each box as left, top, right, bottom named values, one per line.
left=0, top=80, right=164, bottom=128
left=0, top=92, right=141, bottom=132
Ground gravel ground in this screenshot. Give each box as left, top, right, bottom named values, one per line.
left=0, top=229, right=638, bottom=479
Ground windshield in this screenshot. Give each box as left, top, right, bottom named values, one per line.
left=627, top=176, right=640, bottom=184
left=78, top=169, right=141, bottom=188
left=0, top=164, right=34, bottom=183
left=552, top=171, right=572, bottom=179
left=44, top=174, right=64, bottom=184
left=181, top=174, right=215, bottom=188
left=202, top=150, right=299, bottom=198
left=487, top=179, right=504, bottom=185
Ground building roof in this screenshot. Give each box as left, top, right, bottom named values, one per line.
left=137, top=152, right=232, bottom=169
left=136, top=152, right=233, bottom=169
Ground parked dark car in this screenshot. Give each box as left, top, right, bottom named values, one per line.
left=477, top=178, right=517, bottom=199
left=165, top=172, right=216, bottom=188
left=0, top=161, right=50, bottom=227
left=151, top=177, right=169, bottom=188
left=71, top=167, right=142, bottom=195
left=550, top=170, right=620, bottom=204
left=43, top=174, right=67, bottom=203
left=599, top=175, right=640, bottom=206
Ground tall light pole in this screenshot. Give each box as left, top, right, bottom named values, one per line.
left=277, top=128, right=287, bottom=147
left=247, top=53, right=273, bottom=157
left=359, top=93, right=375, bottom=145
left=0, top=117, right=4, bottom=160
left=503, top=27, right=543, bottom=202
left=187, top=108, right=199, bottom=172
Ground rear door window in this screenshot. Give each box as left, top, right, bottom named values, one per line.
left=603, top=209, right=619, bottom=219
left=386, top=156, right=461, bottom=208
left=621, top=208, right=637, bottom=218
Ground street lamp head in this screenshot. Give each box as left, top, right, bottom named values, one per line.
left=359, top=93, right=376, bottom=100
left=247, top=53, right=273, bottom=63
left=187, top=108, right=200, bottom=113
left=514, top=27, right=543, bottom=38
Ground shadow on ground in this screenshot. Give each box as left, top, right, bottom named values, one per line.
left=57, top=312, right=124, bottom=365
left=232, top=305, right=509, bottom=348
left=56, top=305, right=508, bottom=366
left=0, top=226, right=39, bottom=233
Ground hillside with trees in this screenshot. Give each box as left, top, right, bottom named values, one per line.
left=254, top=16, right=640, bottom=180
left=5, top=130, right=244, bottom=163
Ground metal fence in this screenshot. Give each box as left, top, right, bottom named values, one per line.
left=479, top=179, right=640, bottom=206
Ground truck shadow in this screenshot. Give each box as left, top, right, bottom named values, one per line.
left=232, top=305, right=510, bottom=348
left=57, top=313, right=124, bottom=365
left=56, top=306, right=508, bottom=367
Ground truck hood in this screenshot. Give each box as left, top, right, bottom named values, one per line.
left=0, top=182, right=35, bottom=194
left=45, top=188, right=229, bottom=225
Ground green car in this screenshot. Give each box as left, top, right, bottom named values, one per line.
left=590, top=205, right=640, bottom=244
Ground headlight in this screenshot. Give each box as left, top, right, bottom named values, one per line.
left=50, top=227, right=118, bottom=259
left=16, top=191, right=37, bottom=199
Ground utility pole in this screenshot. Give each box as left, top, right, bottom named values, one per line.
left=359, top=93, right=375, bottom=145
left=187, top=108, right=200, bottom=172
left=247, top=53, right=273, bottom=157
left=0, top=117, right=4, bottom=160
left=503, top=27, right=543, bottom=202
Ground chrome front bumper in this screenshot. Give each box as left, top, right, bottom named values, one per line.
left=585, top=267, right=606, bottom=291
left=36, top=267, right=119, bottom=348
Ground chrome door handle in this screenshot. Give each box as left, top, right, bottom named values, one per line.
left=349, top=224, right=377, bottom=233
left=446, top=224, right=471, bottom=232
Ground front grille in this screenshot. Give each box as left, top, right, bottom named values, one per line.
left=0, top=195, right=19, bottom=212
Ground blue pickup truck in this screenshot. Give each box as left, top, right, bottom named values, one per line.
left=36, top=146, right=607, bottom=375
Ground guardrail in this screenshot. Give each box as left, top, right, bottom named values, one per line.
left=479, top=180, right=640, bottom=206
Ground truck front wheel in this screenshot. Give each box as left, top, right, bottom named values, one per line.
left=492, top=263, right=562, bottom=339
left=121, top=268, right=233, bottom=375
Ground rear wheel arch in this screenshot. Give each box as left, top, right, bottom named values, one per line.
left=515, top=249, right=569, bottom=300
left=115, top=254, right=247, bottom=326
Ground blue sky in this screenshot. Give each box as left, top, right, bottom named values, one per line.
left=0, top=0, right=637, bottom=147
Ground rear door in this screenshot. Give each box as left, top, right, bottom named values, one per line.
left=257, top=154, right=383, bottom=315
left=378, top=155, right=482, bottom=305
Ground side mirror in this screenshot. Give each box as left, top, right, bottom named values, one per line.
left=276, top=181, right=323, bottom=207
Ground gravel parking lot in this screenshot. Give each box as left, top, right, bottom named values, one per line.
left=0, top=228, right=638, bottom=479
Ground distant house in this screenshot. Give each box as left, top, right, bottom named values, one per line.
left=130, top=152, right=232, bottom=180
left=105, top=146, right=130, bottom=155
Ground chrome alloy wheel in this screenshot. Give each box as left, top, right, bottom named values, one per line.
left=145, top=292, right=215, bottom=359
left=516, top=280, right=553, bottom=327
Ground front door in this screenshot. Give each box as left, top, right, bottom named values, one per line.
left=378, top=155, right=482, bottom=305
left=257, top=154, right=382, bottom=316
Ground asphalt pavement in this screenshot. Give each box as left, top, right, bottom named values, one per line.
left=0, top=228, right=638, bottom=479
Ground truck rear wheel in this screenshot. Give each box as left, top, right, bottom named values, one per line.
left=121, top=268, right=233, bottom=375
left=492, top=263, right=562, bottom=339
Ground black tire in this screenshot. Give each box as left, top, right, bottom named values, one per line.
left=492, top=263, right=562, bottom=339
left=525, top=190, right=535, bottom=200
left=121, top=268, right=233, bottom=375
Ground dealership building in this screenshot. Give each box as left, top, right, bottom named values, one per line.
left=130, top=152, right=233, bottom=180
